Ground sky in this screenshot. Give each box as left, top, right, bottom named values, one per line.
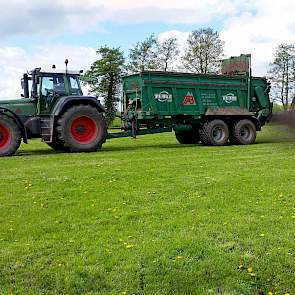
left=1, top=0, right=295, bottom=98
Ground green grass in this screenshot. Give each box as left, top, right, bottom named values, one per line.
left=1, top=126, right=295, bottom=295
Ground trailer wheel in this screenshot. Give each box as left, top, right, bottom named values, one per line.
left=175, top=130, right=199, bottom=144
left=200, top=119, right=229, bottom=146
left=231, top=119, right=256, bottom=145
left=0, top=115, right=21, bottom=157
left=57, top=105, right=107, bottom=152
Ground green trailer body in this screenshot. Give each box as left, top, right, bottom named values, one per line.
left=119, top=56, right=272, bottom=146
left=122, top=71, right=271, bottom=128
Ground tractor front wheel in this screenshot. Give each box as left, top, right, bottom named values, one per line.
left=57, top=105, right=107, bottom=152
left=0, top=115, right=21, bottom=157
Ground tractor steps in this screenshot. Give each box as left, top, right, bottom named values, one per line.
left=40, top=117, right=53, bottom=142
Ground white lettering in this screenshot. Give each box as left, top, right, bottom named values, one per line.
left=154, top=91, right=173, bottom=102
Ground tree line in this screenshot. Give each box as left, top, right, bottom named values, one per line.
left=83, top=27, right=293, bottom=124
left=268, top=44, right=295, bottom=111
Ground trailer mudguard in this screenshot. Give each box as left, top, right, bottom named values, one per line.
left=52, top=96, right=105, bottom=117
left=0, top=107, right=28, bottom=143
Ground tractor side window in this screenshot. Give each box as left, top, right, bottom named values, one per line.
left=41, top=75, right=65, bottom=97
left=69, top=76, right=82, bottom=95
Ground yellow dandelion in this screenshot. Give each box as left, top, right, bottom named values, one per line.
left=260, top=233, right=265, bottom=237
left=247, top=267, right=253, bottom=273
left=176, top=256, right=183, bottom=260
left=249, top=273, right=256, bottom=277
left=126, top=244, right=134, bottom=249
left=268, top=292, right=273, bottom=295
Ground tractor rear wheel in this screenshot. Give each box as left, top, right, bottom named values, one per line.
left=175, top=130, right=199, bottom=144
left=231, top=119, right=256, bottom=145
left=199, top=119, right=229, bottom=146
left=46, top=137, right=67, bottom=152
left=57, top=105, right=107, bottom=152
left=0, top=115, right=21, bottom=156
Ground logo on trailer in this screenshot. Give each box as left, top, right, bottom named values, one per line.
left=154, top=91, right=173, bottom=102
left=183, top=92, right=196, bottom=105
left=222, top=93, right=238, bottom=104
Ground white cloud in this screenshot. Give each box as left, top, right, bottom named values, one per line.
left=0, top=45, right=96, bottom=98
left=0, top=0, right=251, bottom=38
left=158, top=30, right=189, bottom=46
left=157, top=0, right=295, bottom=76
left=220, top=0, right=295, bottom=76
left=1, top=0, right=295, bottom=99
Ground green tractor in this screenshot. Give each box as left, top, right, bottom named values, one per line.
left=0, top=65, right=107, bottom=156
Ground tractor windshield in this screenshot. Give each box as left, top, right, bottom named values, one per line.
left=68, top=75, right=83, bottom=96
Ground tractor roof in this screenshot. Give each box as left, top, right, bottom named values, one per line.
left=31, top=68, right=82, bottom=75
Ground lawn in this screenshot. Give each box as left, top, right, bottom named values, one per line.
left=0, top=126, right=295, bottom=295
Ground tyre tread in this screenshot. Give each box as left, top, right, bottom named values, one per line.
left=56, top=104, right=107, bottom=152
left=0, top=115, right=21, bottom=156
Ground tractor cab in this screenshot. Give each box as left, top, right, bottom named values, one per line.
left=21, top=66, right=84, bottom=114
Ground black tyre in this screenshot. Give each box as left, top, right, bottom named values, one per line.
left=175, top=130, right=199, bottom=144
left=199, top=119, right=229, bottom=146
left=0, top=115, right=21, bottom=157
left=57, top=105, right=107, bottom=152
left=46, top=137, right=67, bottom=152
left=231, top=119, right=256, bottom=145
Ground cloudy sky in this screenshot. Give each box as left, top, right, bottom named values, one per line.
left=1, top=0, right=295, bottom=98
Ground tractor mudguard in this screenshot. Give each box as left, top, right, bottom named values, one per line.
left=53, top=96, right=105, bottom=117
left=0, top=107, right=28, bottom=143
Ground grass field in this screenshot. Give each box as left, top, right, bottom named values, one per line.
left=1, top=126, right=295, bottom=295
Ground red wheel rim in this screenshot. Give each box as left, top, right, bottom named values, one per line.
left=0, top=124, right=11, bottom=149
left=70, top=116, right=98, bottom=144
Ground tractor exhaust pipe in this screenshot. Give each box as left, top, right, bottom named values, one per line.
left=23, top=74, right=29, bottom=98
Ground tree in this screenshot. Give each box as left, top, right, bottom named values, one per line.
left=181, top=28, right=224, bottom=74
left=83, top=46, right=125, bottom=125
left=128, top=34, right=158, bottom=72
left=268, top=44, right=295, bottom=110
left=156, top=37, right=180, bottom=72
